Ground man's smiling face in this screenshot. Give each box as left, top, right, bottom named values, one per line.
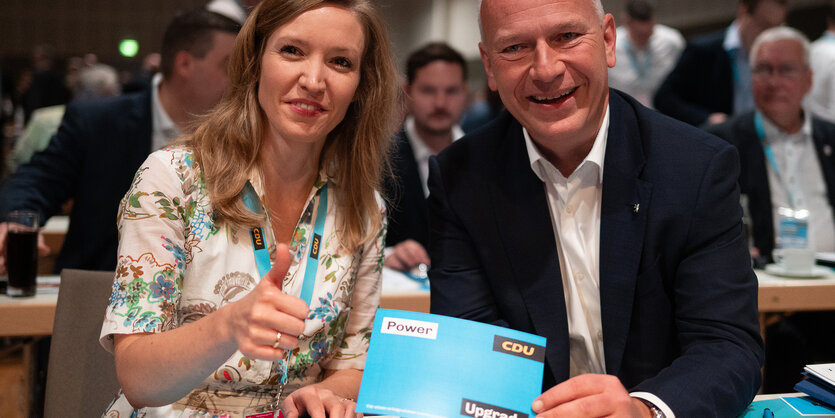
left=479, top=0, right=616, bottom=148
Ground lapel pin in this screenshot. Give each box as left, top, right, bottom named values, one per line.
left=632, top=203, right=640, bottom=214
left=825, top=145, right=833, bottom=157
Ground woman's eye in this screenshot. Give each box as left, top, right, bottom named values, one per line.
left=333, top=57, right=353, bottom=69
left=279, top=45, right=300, bottom=55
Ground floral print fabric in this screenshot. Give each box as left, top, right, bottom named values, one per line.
left=99, top=147, right=384, bottom=415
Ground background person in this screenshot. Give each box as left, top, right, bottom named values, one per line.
left=99, top=0, right=398, bottom=416
left=710, top=26, right=835, bottom=265
left=0, top=8, right=240, bottom=274
left=7, top=63, right=121, bottom=173
left=428, top=0, right=764, bottom=416
left=654, top=0, right=786, bottom=127
left=807, top=5, right=835, bottom=123
left=607, top=0, right=684, bottom=108
left=383, top=41, right=468, bottom=272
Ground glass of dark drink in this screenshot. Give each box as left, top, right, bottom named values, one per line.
left=6, top=210, right=39, bottom=297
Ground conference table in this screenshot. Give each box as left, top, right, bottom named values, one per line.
left=2, top=268, right=835, bottom=337
left=2, top=268, right=835, bottom=338
left=0, top=268, right=431, bottom=337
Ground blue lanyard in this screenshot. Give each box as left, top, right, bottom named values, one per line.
left=755, top=112, right=796, bottom=207
left=241, top=180, right=328, bottom=306
left=625, top=39, right=651, bottom=80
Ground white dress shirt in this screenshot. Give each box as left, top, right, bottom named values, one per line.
left=761, top=111, right=835, bottom=251
left=523, top=106, right=675, bottom=417
left=404, top=115, right=464, bottom=197
left=150, top=73, right=181, bottom=152
left=609, top=24, right=685, bottom=108
left=807, top=31, right=835, bottom=123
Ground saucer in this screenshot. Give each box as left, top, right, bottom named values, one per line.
left=764, top=264, right=831, bottom=278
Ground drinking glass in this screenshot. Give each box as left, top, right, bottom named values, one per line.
left=6, top=210, right=39, bottom=297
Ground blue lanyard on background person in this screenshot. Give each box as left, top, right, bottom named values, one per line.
left=625, top=38, right=651, bottom=80
left=241, top=180, right=328, bottom=307
left=755, top=112, right=796, bottom=207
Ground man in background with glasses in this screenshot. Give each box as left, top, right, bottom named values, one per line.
left=709, top=26, right=835, bottom=393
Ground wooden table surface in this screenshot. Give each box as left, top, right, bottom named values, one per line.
left=3, top=269, right=834, bottom=338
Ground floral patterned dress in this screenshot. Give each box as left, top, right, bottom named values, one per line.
left=99, top=146, right=385, bottom=417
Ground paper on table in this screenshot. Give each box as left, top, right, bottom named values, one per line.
left=815, top=252, right=835, bottom=267
left=740, top=396, right=835, bottom=417
left=36, top=275, right=61, bottom=294
left=805, top=364, right=835, bottom=389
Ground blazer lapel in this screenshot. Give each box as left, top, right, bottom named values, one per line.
left=599, top=93, right=650, bottom=375
left=489, top=119, right=571, bottom=384
left=811, top=118, right=835, bottom=215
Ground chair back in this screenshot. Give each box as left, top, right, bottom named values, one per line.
left=44, top=269, right=119, bottom=417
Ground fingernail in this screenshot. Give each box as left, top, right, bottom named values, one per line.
left=532, top=399, right=543, bottom=413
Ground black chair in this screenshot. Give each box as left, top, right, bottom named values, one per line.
left=43, top=269, right=119, bottom=417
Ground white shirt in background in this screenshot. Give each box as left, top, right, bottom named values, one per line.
left=404, top=115, right=464, bottom=197
left=807, top=31, right=835, bottom=123
left=609, top=24, right=685, bottom=108
left=761, top=110, right=835, bottom=252
left=150, top=73, right=181, bottom=152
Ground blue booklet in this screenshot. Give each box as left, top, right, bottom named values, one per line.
left=357, top=309, right=547, bottom=418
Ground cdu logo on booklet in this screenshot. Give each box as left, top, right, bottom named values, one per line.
left=492, top=335, right=545, bottom=362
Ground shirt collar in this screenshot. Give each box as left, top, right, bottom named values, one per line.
left=151, top=73, right=180, bottom=148
left=404, top=115, right=464, bottom=158
left=524, top=104, right=609, bottom=183
left=724, top=21, right=742, bottom=52
left=761, top=108, right=813, bottom=144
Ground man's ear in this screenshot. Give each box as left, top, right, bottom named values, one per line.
left=603, top=14, right=617, bottom=69
left=173, top=50, right=194, bottom=79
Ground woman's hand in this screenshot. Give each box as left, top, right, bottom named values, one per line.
left=281, top=385, right=362, bottom=418
left=221, top=243, right=309, bottom=361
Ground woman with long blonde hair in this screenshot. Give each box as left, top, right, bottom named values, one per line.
left=99, top=0, right=399, bottom=416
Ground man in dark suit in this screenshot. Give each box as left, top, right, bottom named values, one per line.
left=428, top=0, right=764, bottom=416
left=708, top=26, right=835, bottom=393
left=0, top=9, right=240, bottom=274
left=383, top=42, right=468, bottom=272
left=654, top=0, right=786, bottom=127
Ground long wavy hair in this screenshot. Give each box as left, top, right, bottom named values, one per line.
left=185, top=0, right=399, bottom=249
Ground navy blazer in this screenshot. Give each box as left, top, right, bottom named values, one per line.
left=655, top=30, right=734, bottom=126
left=0, top=90, right=153, bottom=272
left=382, top=128, right=430, bottom=249
left=709, top=111, right=835, bottom=261
left=428, top=90, right=763, bottom=417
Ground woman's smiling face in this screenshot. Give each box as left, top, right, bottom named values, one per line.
left=257, top=4, right=365, bottom=146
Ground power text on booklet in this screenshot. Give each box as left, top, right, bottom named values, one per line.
left=357, top=309, right=546, bottom=418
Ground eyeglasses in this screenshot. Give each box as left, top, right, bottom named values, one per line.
left=752, top=64, right=805, bottom=80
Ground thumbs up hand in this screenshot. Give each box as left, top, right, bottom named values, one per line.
left=222, top=243, right=309, bottom=361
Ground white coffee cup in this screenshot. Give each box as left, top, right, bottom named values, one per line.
left=773, top=248, right=815, bottom=274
